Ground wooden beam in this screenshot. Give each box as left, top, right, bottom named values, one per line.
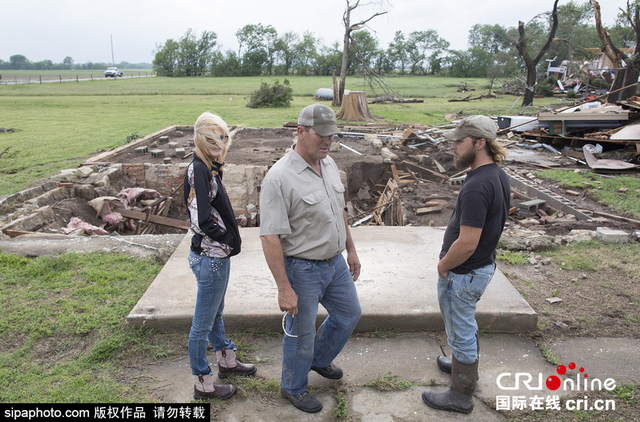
left=416, top=206, right=442, bottom=215
left=591, top=210, right=640, bottom=225
left=390, top=163, right=401, bottom=185
left=401, top=160, right=449, bottom=180
left=114, top=208, right=190, bottom=230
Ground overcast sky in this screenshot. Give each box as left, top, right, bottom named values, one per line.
left=1, top=0, right=629, bottom=65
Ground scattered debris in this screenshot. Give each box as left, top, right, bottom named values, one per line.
left=62, top=217, right=108, bottom=236
left=546, top=297, right=563, bottom=304
left=583, top=148, right=639, bottom=171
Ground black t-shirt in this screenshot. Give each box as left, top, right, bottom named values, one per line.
left=439, top=163, right=510, bottom=274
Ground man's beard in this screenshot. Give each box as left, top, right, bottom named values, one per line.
left=454, top=148, right=476, bottom=169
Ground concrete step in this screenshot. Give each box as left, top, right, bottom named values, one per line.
left=127, top=227, right=537, bottom=334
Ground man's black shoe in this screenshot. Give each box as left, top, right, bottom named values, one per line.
left=281, top=388, right=322, bottom=413
left=310, top=363, right=343, bottom=380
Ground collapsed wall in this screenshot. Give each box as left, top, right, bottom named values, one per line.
left=0, top=125, right=268, bottom=237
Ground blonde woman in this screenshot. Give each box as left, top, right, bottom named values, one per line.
left=184, top=112, right=256, bottom=400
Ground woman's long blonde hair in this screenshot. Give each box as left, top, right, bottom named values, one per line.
left=193, top=111, right=232, bottom=171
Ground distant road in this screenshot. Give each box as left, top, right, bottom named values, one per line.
left=0, top=74, right=156, bottom=85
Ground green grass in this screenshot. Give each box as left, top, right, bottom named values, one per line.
left=540, top=344, right=562, bottom=366
left=332, top=390, right=348, bottom=420
left=0, top=251, right=166, bottom=402
left=366, top=328, right=399, bottom=338
left=497, top=251, right=530, bottom=265
left=543, top=241, right=640, bottom=276
left=365, top=373, right=414, bottom=391
left=535, top=170, right=640, bottom=219
left=230, top=376, right=281, bottom=399
left=0, top=75, right=566, bottom=195
left=609, top=383, right=639, bottom=405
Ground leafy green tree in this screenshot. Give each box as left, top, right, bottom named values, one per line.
left=264, top=26, right=279, bottom=75
left=372, top=48, right=394, bottom=74
left=467, top=23, right=519, bottom=88
left=193, top=30, right=218, bottom=76
left=153, top=39, right=180, bottom=76
left=468, top=23, right=512, bottom=54
left=349, top=30, right=379, bottom=75
left=153, top=29, right=217, bottom=76
left=33, top=60, right=53, bottom=70
left=548, top=1, right=600, bottom=67
left=210, top=50, right=242, bottom=76
left=406, top=30, right=450, bottom=74
left=387, top=31, right=408, bottom=74
left=447, top=47, right=494, bottom=78
left=294, top=31, right=319, bottom=75
left=177, top=29, right=217, bottom=76
left=9, top=54, right=29, bottom=70
left=315, top=42, right=342, bottom=76
left=608, top=0, right=640, bottom=48
left=274, top=32, right=300, bottom=75
left=62, top=56, right=74, bottom=69
left=236, top=23, right=276, bottom=75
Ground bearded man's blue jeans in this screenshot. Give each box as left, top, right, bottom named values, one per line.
left=281, top=254, right=362, bottom=395
left=437, top=263, right=495, bottom=364
left=188, top=251, right=235, bottom=376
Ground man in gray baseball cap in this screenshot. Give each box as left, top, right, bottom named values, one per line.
left=443, top=115, right=497, bottom=142
left=260, top=103, right=361, bottom=413
left=297, top=103, right=344, bottom=138
left=422, top=115, right=510, bottom=414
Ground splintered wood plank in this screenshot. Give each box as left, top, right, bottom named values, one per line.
left=114, top=208, right=190, bottom=230
left=416, top=206, right=442, bottom=215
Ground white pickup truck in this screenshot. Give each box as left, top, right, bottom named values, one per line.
left=104, top=67, right=123, bottom=77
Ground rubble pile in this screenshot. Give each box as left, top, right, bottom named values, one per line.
left=0, top=114, right=638, bottom=248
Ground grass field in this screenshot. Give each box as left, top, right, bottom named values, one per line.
left=0, top=74, right=567, bottom=195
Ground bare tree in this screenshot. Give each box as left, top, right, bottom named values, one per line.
left=591, top=0, right=640, bottom=103
left=515, top=0, right=560, bottom=107
left=333, top=0, right=389, bottom=107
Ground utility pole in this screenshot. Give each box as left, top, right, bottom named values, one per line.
left=111, top=34, right=115, bottom=66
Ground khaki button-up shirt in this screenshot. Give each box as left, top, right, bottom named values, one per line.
left=259, top=148, right=347, bottom=260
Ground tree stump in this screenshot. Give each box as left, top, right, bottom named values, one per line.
left=336, top=91, right=374, bottom=121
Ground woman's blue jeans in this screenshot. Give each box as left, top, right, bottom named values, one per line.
left=188, top=250, right=234, bottom=376
left=437, top=263, right=495, bottom=364
left=281, top=254, right=362, bottom=395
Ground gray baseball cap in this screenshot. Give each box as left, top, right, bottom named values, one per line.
left=444, top=115, right=498, bottom=141
left=298, top=104, right=343, bottom=137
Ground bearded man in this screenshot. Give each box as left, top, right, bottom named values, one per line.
left=422, top=115, right=511, bottom=414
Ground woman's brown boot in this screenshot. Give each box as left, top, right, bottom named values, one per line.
left=216, top=349, right=257, bottom=378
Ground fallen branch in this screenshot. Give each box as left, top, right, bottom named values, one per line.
left=0, top=146, right=11, bottom=158
left=448, top=93, right=496, bottom=102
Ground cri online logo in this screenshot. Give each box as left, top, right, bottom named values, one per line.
left=497, top=362, right=616, bottom=392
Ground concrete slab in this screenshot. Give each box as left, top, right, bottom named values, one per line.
left=549, top=337, right=640, bottom=383
left=127, top=227, right=537, bottom=334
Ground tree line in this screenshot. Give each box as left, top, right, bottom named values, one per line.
left=0, top=55, right=152, bottom=71
left=152, top=1, right=636, bottom=80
